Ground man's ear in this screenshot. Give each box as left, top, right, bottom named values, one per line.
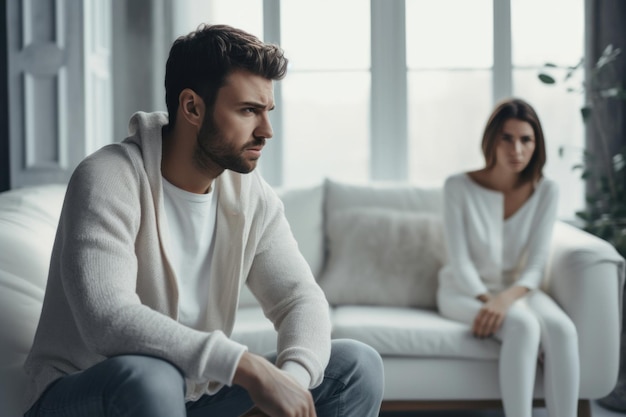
left=179, top=88, right=205, bottom=129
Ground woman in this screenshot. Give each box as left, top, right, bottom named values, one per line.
left=437, top=98, right=579, bottom=417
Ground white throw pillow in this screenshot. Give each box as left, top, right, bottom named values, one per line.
left=319, top=207, right=446, bottom=309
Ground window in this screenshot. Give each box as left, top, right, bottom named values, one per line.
left=280, top=0, right=371, bottom=187
left=173, top=0, right=585, bottom=219
left=173, top=0, right=263, bottom=39
left=406, top=0, right=493, bottom=185
left=510, top=0, right=585, bottom=220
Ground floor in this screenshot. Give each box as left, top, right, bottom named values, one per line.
left=378, top=400, right=626, bottom=416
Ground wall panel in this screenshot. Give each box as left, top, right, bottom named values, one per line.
left=6, top=0, right=112, bottom=189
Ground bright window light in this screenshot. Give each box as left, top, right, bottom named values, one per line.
left=173, top=0, right=586, bottom=220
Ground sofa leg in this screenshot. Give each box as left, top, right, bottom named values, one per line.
left=578, top=399, right=591, bottom=417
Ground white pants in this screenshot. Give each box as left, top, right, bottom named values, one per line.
left=437, top=287, right=580, bottom=417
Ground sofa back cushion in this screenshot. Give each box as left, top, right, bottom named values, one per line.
left=276, top=184, right=325, bottom=278
left=324, top=178, right=443, bottom=214
left=319, top=179, right=445, bottom=308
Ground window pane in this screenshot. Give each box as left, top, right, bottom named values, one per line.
left=511, top=0, right=584, bottom=67
left=513, top=70, right=585, bottom=220
left=173, top=0, right=263, bottom=39
left=282, top=73, right=370, bottom=187
left=406, top=0, right=492, bottom=69
left=281, top=0, right=370, bottom=70
left=408, top=71, right=492, bottom=185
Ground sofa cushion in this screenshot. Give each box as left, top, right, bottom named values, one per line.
left=276, top=183, right=325, bottom=278
left=0, top=185, right=66, bottom=417
left=324, top=178, right=443, bottom=214
left=319, top=207, right=445, bottom=308
left=331, top=306, right=500, bottom=360
left=0, top=185, right=66, bottom=365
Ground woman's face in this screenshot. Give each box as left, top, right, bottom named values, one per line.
left=494, top=118, right=536, bottom=174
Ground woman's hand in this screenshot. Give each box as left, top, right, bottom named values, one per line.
left=472, top=286, right=529, bottom=337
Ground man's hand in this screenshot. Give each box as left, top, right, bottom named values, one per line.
left=234, top=351, right=316, bottom=417
left=472, top=286, right=529, bottom=338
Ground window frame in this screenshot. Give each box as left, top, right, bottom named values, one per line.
left=263, top=0, right=516, bottom=186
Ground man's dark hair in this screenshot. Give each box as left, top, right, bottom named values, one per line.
left=164, top=24, right=288, bottom=128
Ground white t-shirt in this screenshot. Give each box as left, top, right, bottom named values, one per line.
left=162, top=177, right=218, bottom=328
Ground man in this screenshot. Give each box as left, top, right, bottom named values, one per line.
left=22, top=24, right=384, bottom=417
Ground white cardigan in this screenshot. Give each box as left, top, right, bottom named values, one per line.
left=22, top=112, right=331, bottom=411
left=438, top=172, right=559, bottom=297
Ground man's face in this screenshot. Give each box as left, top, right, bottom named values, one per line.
left=194, top=70, right=275, bottom=174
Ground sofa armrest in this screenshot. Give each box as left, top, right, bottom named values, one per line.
left=545, top=221, right=625, bottom=398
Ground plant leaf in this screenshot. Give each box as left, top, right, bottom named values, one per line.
left=596, top=44, right=620, bottom=69
left=603, top=44, right=614, bottom=56
left=600, top=88, right=621, bottom=98
left=564, top=61, right=582, bottom=80
left=576, top=211, right=590, bottom=221
left=581, top=106, right=592, bottom=122
left=614, top=153, right=625, bottom=171
left=538, top=74, right=556, bottom=84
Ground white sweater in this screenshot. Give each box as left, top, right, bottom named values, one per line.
left=438, top=172, right=559, bottom=296
left=22, top=111, right=331, bottom=411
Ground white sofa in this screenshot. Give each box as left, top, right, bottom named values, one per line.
left=0, top=179, right=624, bottom=417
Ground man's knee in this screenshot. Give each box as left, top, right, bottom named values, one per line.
left=103, top=355, right=185, bottom=407
left=328, top=339, right=384, bottom=394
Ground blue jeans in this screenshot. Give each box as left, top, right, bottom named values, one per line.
left=24, top=339, right=384, bottom=417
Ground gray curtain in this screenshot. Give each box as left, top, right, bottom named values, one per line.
left=589, top=1, right=626, bottom=410
left=585, top=0, right=626, bottom=157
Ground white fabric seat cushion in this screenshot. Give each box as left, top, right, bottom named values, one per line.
left=331, top=306, right=500, bottom=360
left=232, top=305, right=501, bottom=361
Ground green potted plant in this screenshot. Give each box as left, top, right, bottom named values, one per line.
left=539, top=44, right=626, bottom=411
left=538, top=44, right=626, bottom=258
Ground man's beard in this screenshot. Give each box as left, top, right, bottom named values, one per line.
left=193, top=114, right=265, bottom=175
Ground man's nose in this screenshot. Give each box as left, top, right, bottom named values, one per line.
left=255, top=114, right=273, bottom=139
